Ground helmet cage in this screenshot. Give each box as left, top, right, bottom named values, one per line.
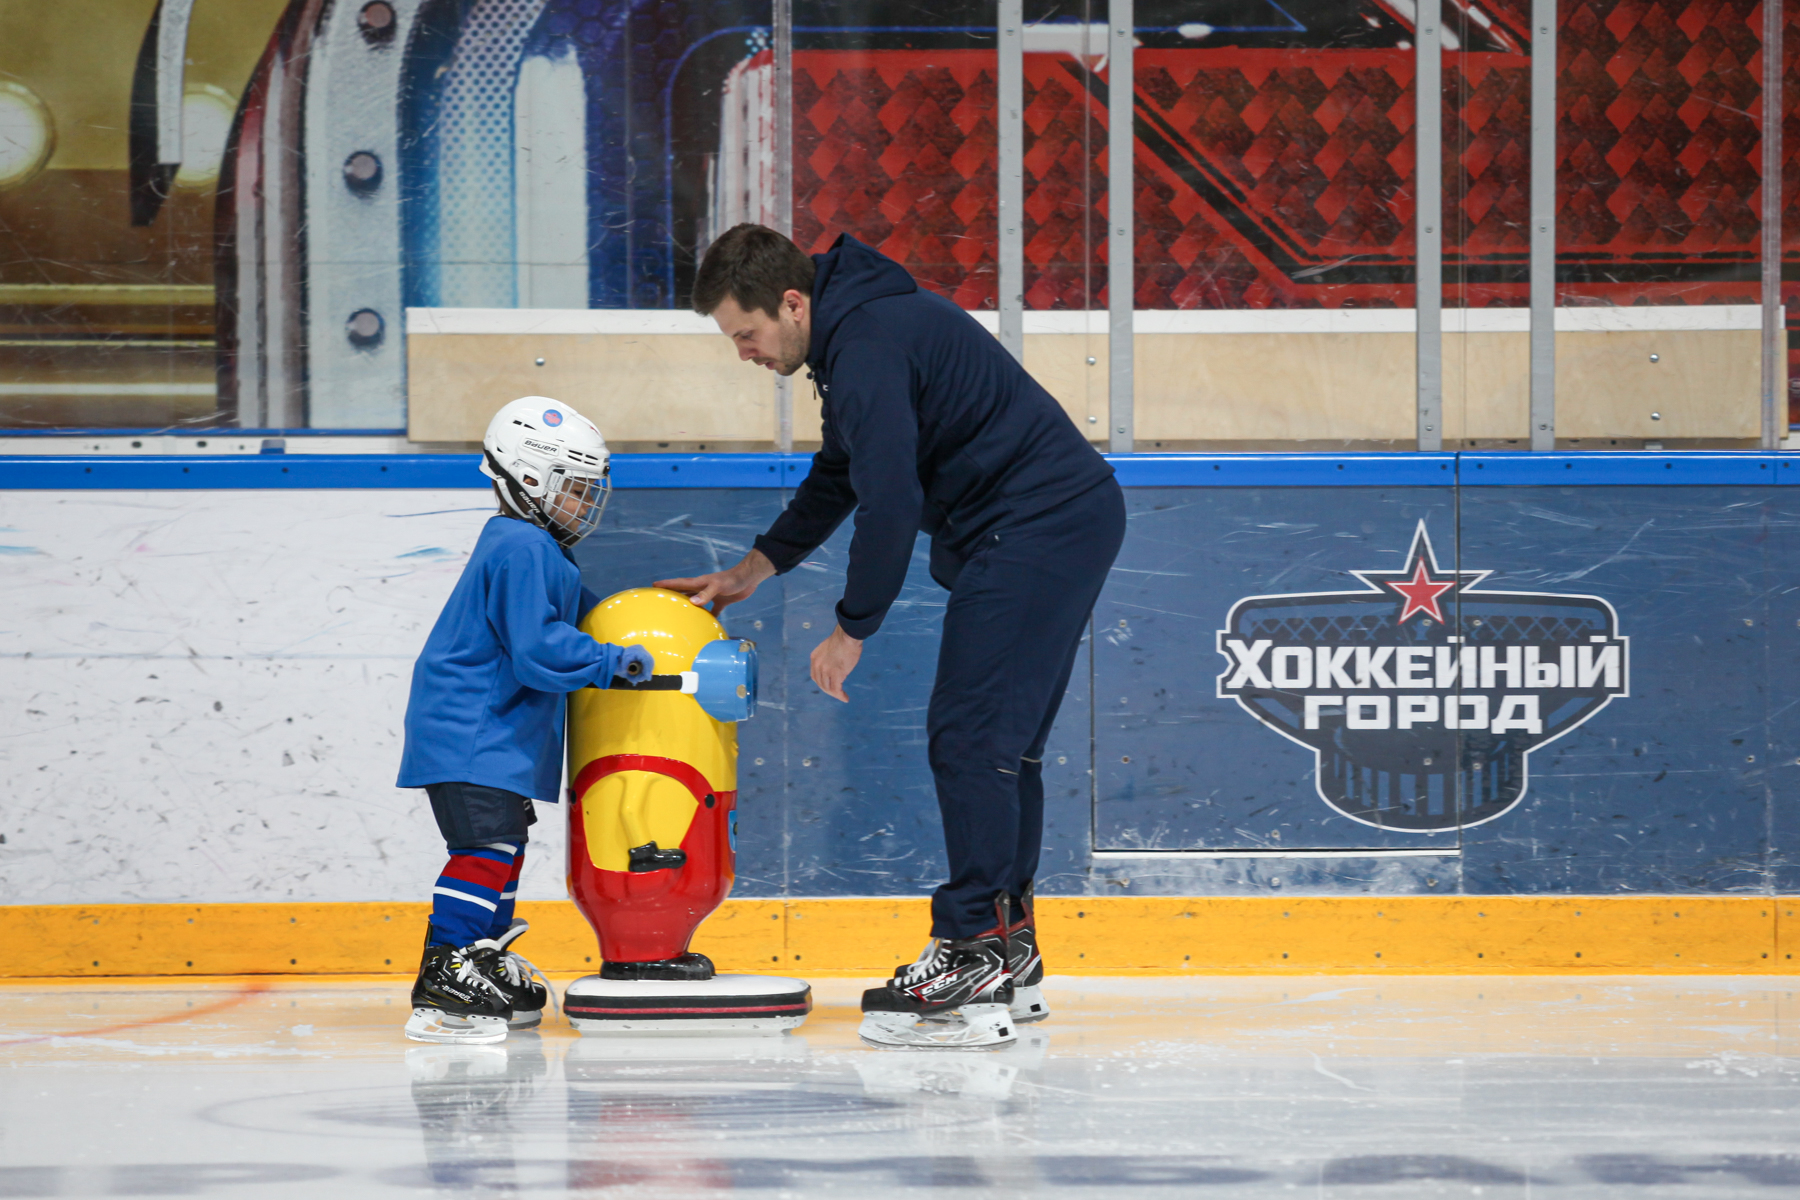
left=485, top=450, right=610, bottom=548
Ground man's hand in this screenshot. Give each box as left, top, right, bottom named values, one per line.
left=810, top=624, right=863, bottom=702
left=656, top=549, right=777, bottom=616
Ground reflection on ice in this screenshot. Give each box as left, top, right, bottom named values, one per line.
left=407, top=1038, right=550, bottom=1188
left=855, top=1031, right=1052, bottom=1099
left=563, top=1033, right=812, bottom=1064
left=3, top=977, right=1800, bottom=1197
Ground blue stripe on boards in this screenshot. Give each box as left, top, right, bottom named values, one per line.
left=5, top=452, right=1796, bottom=491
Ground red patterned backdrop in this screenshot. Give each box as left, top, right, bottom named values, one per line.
left=790, top=0, right=1794, bottom=409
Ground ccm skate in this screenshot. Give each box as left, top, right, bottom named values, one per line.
left=859, top=925, right=1016, bottom=1050
left=1005, top=885, right=1050, bottom=1024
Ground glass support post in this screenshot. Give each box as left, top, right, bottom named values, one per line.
left=1761, top=0, right=1785, bottom=450
left=1108, top=0, right=1134, bottom=454
left=997, top=0, right=1024, bottom=363
left=1529, top=0, right=1557, bottom=452
left=1416, top=9, right=1443, bottom=452
left=773, top=0, right=795, bottom=452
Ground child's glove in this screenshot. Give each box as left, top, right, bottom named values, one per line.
left=614, top=645, right=654, bottom=685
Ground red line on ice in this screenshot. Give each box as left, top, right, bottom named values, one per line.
left=0, top=981, right=272, bottom=1046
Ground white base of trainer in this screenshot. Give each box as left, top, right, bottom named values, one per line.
left=404, top=1007, right=509, bottom=1045
left=1009, top=984, right=1049, bottom=1024
left=564, top=974, right=810, bottom=1035
left=858, top=1002, right=1016, bottom=1050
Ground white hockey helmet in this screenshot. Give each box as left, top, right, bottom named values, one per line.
left=478, top=396, right=611, bottom=547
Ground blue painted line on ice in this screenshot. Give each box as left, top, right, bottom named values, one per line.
left=1, top=452, right=1795, bottom=490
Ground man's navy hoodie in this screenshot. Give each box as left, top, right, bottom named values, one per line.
left=751, top=234, right=1115, bottom=640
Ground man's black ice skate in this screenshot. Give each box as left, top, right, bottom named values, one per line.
left=859, top=926, right=1015, bottom=1049
left=1005, top=884, right=1050, bottom=1024
left=627, top=841, right=687, bottom=872
left=406, top=931, right=513, bottom=1045
left=487, top=921, right=555, bottom=1029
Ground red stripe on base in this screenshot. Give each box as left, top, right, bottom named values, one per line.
left=567, top=1003, right=810, bottom=1016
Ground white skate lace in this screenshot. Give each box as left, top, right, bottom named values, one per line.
left=484, top=921, right=559, bottom=1016
left=497, top=949, right=558, bottom=1016
left=450, top=950, right=506, bottom=999
left=895, top=939, right=950, bottom=987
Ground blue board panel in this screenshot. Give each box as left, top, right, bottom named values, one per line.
left=1453, top=486, right=1773, bottom=894
left=13, top=451, right=1800, bottom=898
left=1760, top=488, right=1800, bottom=894
left=1093, top=486, right=1463, bottom=851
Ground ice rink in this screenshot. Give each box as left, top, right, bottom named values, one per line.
left=3, top=974, right=1797, bottom=1198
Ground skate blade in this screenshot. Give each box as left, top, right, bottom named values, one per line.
left=1009, top=984, right=1050, bottom=1024
left=404, top=1007, right=508, bottom=1045
left=858, top=1003, right=1016, bottom=1050
left=507, top=1009, right=544, bottom=1030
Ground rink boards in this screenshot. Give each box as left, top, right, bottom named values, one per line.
left=5, top=452, right=1800, bottom=974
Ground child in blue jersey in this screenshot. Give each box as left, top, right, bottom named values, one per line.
left=397, top=396, right=651, bottom=1045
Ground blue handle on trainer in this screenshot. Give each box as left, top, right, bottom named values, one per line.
left=691, top=638, right=758, bottom=723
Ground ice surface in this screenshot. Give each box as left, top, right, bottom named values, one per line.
left=1, top=974, right=1797, bottom=1197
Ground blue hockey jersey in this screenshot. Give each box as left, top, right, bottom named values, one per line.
left=397, top=515, right=620, bottom=801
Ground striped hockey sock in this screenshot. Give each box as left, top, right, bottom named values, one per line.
left=428, top=842, right=521, bottom=948
left=487, top=849, right=525, bottom=939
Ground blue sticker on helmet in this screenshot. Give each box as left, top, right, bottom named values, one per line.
left=542, top=409, right=563, bottom=426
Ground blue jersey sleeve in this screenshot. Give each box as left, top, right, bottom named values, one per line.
left=487, top=546, right=621, bottom=692
left=578, top=584, right=603, bottom=623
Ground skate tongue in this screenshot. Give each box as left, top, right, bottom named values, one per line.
left=491, top=920, right=530, bottom=952
left=895, top=939, right=945, bottom=986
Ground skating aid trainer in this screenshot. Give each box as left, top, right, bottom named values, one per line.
left=563, top=587, right=810, bottom=1034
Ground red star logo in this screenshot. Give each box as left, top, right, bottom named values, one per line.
left=1386, top=560, right=1456, bottom=624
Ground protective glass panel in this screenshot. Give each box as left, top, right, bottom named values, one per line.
left=786, top=0, right=998, bottom=303
left=0, top=2, right=288, bottom=432
left=785, top=0, right=1000, bottom=449
left=1439, top=1, right=1529, bottom=451
left=1120, top=1, right=1424, bottom=451
left=1527, top=0, right=1779, bottom=448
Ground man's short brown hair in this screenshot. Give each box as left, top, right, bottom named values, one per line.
left=693, top=224, right=816, bottom=318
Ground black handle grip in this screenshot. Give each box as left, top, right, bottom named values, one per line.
left=600, top=674, right=687, bottom=691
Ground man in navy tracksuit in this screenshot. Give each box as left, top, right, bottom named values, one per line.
left=661, top=226, right=1124, bottom=1038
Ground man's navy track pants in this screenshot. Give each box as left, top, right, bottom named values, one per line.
left=926, top=478, right=1127, bottom=938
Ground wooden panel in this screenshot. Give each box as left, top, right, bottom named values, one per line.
left=406, top=333, right=772, bottom=444
left=1135, top=332, right=1415, bottom=441
left=1551, top=330, right=1760, bottom=439
left=405, top=329, right=1765, bottom=446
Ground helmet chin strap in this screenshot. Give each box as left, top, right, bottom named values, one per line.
left=486, top=450, right=581, bottom=547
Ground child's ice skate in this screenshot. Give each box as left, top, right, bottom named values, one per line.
left=405, top=935, right=513, bottom=1045
left=1005, top=884, right=1049, bottom=1024
left=858, top=928, right=1016, bottom=1050
left=487, top=920, right=555, bottom=1029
